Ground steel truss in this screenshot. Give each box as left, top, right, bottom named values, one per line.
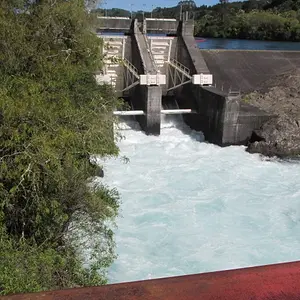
left=213, top=82, right=241, bottom=96
left=121, top=58, right=140, bottom=92
left=167, top=58, right=192, bottom=92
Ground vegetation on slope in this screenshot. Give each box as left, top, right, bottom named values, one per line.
left=0, top=0, right=121, bottom=295
left=94, top=0, right=300, bottom=41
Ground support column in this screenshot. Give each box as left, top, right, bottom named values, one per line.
left=130, top=85, right=162, bottom=135
left=221, top=95, right=240, bottom=145
left=129, top=19, right=162, bottom=135
left=145, top=86, right=161, bottom=135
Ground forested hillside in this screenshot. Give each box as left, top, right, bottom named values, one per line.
left=94, top=0, right=300, bottom=41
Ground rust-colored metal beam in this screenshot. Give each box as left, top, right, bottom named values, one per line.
left=2, top=261, right=300, bottom=300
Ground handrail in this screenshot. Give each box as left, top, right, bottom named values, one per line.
left=123, top=58, right=139, bottom=79
left=169, top=59, right=191, bottom=79
left=142, top=34, right=159, bottom=73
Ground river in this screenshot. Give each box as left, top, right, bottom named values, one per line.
left=196, top=37, right=300, bottom=50
left=99, top=39, right=300, bottom=284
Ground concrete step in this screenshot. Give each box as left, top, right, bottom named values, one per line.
left=105, top=71, right=118, bottom=75
left=154, top=60, right=165, bottom=66
left=152, top=50, right=169, bottom=54
left=106, top=51, right=122, bottom=55
left=153, top=54, right=166, bottom=59
left=104, top=64, right=121, bottom=68
left=151, top=44, right=169, bottom=48
left=105, top=40, right=123, bottom=45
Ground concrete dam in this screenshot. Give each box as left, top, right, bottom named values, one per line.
left=96, top=16, right=300, bottom=146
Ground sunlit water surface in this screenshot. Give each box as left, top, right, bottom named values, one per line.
left=98, top=118, right=300, bottom=283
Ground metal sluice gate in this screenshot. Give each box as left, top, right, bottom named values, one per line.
left=113, top=109, right=195, bottom=116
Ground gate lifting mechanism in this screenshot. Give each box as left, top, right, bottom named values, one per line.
left=98, top=58, right=167, bottom=90
left=98, top=42, right=213, bottom=91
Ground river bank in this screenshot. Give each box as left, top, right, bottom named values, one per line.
left=243, top=69, right=300, bottom=158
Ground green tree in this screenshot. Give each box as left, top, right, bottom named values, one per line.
left=0, top=0, right=122, bottom=295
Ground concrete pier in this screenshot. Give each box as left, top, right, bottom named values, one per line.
left=130, top=19, right=162, bottom=135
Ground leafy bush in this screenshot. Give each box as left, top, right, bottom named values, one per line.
left=0, top=0, right=121, bottom=294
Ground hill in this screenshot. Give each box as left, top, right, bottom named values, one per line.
left=93, top=0, right=300, bottom=41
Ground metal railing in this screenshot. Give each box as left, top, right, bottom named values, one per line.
left=141, top=33, right=159, bottom=73
left=123, top=58, right=139, bottom=79
left=168, top=59, right=192, bottom=79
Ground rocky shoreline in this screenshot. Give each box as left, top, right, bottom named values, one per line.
left=243, top=69, right=300, bottom=158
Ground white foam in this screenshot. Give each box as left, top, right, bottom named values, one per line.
left=98, top=119, right=300, bottom=283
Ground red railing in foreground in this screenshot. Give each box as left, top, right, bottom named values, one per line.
left=2, top=261, right=300, bottom=300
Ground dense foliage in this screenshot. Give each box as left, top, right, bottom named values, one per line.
left=0, top=0, right=121, bottom=295
left=94, top=0, right=300, bottom=41
left=195, top=5, right=300, bottom=40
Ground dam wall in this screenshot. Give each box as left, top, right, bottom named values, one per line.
left=97, top=17, right=132, bottom=33
left=174, top=21, right=244, bottom=145
left=201, top=50, right=300, bottom=93
left=176, top=86, right=239, bottom=145
left=175, top=21, right=210, bottom=75
left=144, top=18, right=178, bottom=34
left=98, top=17, right=300, bottom=146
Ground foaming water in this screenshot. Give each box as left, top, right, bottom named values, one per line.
left=98, top=118, right=300, bottom=283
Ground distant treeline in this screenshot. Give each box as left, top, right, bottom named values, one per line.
left=93, top=0, right=300, bottom=41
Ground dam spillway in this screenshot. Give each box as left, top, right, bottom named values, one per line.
left=96, top=16, right=300, bottom=147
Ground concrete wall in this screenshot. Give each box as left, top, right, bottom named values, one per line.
left=124, top=37, right=132, bottom=61
left=201, top=50, right=300, bottom=93
left=121, top=37, right=132, bottom=97
left=176, top=85, right=273, bottom=145
left=175, top=21, right=210, bottom=75
left=145, top=19, right=178, bottom=34
left=176, top=85, right=236, bottom=145
left=172, top=21, right=238, bottom=145
left=96, top=17, right=132, bottom=33
left=236, top=103, right=276, bottom=144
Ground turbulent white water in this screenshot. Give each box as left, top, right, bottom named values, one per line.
left=98, top=117, right=300, bottom=284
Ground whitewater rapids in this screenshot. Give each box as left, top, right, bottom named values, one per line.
left=97, top=117, right=300, bottom=283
